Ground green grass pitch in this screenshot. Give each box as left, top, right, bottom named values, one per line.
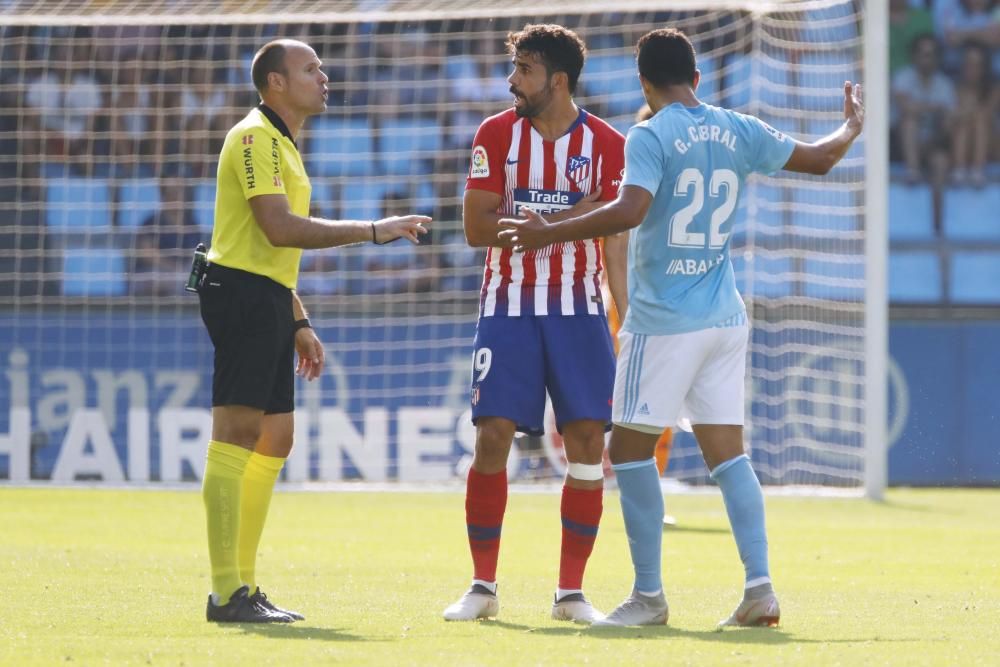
left=2, top=486, right=998, bottom=665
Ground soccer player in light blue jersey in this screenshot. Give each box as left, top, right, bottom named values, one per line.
left=499, top=27, right=864, bottom=627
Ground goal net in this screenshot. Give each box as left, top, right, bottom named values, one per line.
left=0, top=0, right=871, bottom=488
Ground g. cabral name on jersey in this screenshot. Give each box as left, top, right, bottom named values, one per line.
left=672, top=123, right=741, bottom=155
left=465, top=108, right=625, bottom=318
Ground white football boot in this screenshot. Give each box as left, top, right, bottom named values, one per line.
left=551, top=592, right=603, bottom=624
left=442, top=584, right=500, bottom=621
left=717, top=592, right=780, bottom=628
left=592, top=588, right=668, bottom=627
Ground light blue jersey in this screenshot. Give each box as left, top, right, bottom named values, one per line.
left=621, top=102, right=794, bottom=335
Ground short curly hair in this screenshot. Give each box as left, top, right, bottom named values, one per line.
left=506, top=24, right=587, bottom=94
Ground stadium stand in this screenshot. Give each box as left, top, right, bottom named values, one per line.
left=889, top=250, right=943, bottom=303
left=115, top=179, right=161, bottom=230
left=0, top=4, right=997, bottom=307
left=61, top=247, right=127, bottom=297
left=942, top=186, right=1000, bottom=242
left=192, top=180, right=216, bottom=233
left=951, top=251, right=1000, bottom=303
left=45, top=178, right=113, bottom=234
left=308, top=116, right=376, bottom=178
left=889, top=182, right=935, bottom=242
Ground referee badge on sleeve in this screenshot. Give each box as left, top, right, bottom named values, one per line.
left=470, top=145, right=490, bottom=179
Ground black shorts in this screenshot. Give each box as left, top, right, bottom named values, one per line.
left=198, top=263, right=295, bottom=414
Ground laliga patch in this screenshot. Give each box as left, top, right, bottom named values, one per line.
left=470, top=145, right=490, bottom=178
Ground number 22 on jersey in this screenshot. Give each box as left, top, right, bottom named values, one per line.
left=668, top=167, right=739, bottom=250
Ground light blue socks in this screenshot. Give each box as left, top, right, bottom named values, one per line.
left=612, top=458, right=664, bottom=594
left=711, top=454, right=770, bottom=586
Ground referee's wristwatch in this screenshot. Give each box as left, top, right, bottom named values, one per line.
left=293, top=318, right=312, bottom=332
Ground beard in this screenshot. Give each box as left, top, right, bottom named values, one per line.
left=512, top=83, right=552, bottom=118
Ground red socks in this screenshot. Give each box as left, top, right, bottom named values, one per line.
left=465, top=468, right=508, bottom=583
left=466, top=470, right=602, bottom=590
left=558, top=485, right=603, bottom=590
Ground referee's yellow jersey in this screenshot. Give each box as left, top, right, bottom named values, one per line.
left=208, top=105, right=311, bottom=289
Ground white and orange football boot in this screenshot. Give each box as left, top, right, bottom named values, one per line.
left=717, top=592, right=781, bottom=628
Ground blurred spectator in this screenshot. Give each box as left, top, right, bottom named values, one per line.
left=181, top=57, right=233, bottom=177
left=297, top=199, right=350, bottom=297
left=937, top=0, right=1000, bottom=71
left=890, top=0, right=935, bottom=75
left=951, top=43, right=998, bottom=187
left=434, top=30, right=510, bottom=229
left=447, top=36, right=510, bottom=105
left=296, top=247, right=350, bottom=296
left=317, top=41, right=358, bottom=109
left=0, top=31, right=23, bottom=182
left=891, top=34, right=956, bottom=185
left=437, top=230, right=484, bottom=296
left=443, top=33, right=510, bottom=150
left=93, top=24, right=160, bottom=63
left=0, top=184, right=46, bottom=299
left=108, top=61, right=161, bottom=177
left=371, top=28, right=445, bottom=112
left=131, top=176, right=204, bottom=296
left=23, top=37, right=103, bottom=167
left=356, top=191, right=435, bottom=294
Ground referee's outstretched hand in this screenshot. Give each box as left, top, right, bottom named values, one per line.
left=498, top=207, right=552, bottom=253
left=373, top=215, right=432, bottom=244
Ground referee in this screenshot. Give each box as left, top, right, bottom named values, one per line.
left=199, top=39, right=430, bottom=623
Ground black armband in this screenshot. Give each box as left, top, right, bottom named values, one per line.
left=293, top=318, right=312, bottom=332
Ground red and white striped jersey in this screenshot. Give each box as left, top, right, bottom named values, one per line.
left=466, top=108, right=625, bottom=317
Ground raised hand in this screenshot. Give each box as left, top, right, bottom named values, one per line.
left=497, top=207, right=552, bottom=253
left=843, top=81, right=864, bottom=134
left=374, top=215, right=432, bottom=244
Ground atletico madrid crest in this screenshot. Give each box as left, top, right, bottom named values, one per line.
left=566, top=155, right=591, bottom=187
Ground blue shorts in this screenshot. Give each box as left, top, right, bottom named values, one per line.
left=470, top=315, right=615, bottom=435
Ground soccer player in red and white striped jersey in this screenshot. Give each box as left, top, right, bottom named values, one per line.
left=443, top=24, right=627, bottom=625
left=470, top=102, right=625, bottom=318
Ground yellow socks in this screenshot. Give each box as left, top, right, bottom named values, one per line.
left=203, top=440, right=252, bottom=602
left=238, top=451, right=286, bottom=591
left=203, top=442, right=286, bottom=600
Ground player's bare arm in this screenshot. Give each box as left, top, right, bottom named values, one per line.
left=249, top=193, right=431, bottom=249
left=783, top=81, right=864, bottom=175
left=498, top=185, right=652, bottom=252
left=463, top=189, right=509, bottom=247
left=291, top=291, right=324, bottom=381
left=603, top=231, right=629, bottom=318
left=464, top=187, right=605, bottom=248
